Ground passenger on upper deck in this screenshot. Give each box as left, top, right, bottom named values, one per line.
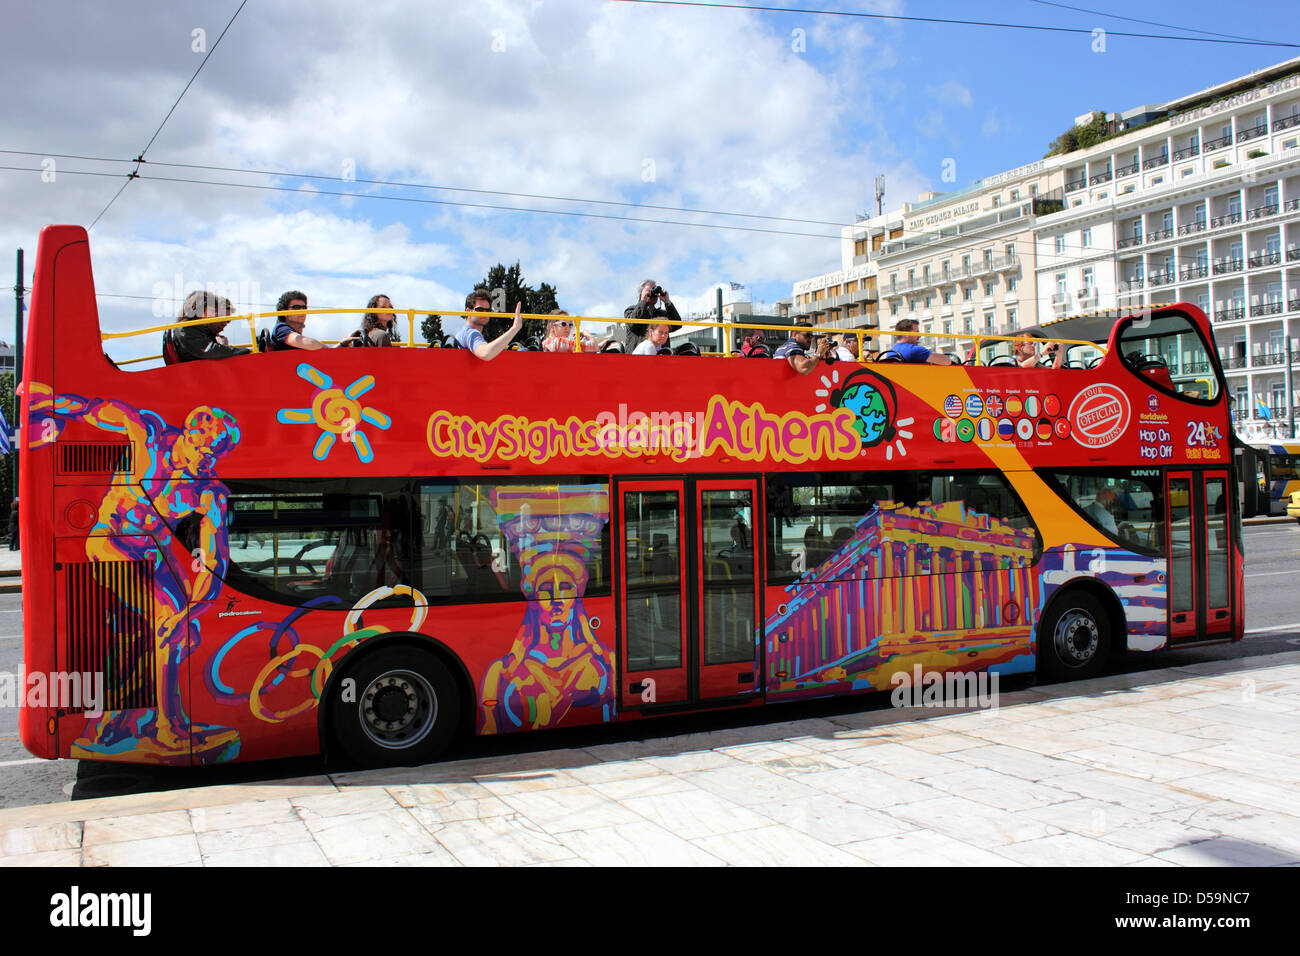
left=173, top=291, right=250, bottom=361
left=270, top=291, right=335, bottom=351
left=738, top=329, right=771, bottom=358
left=619, top=280, right=681, bottom=351
left=357, top=295, right=397, bottom=347
left=633, top=322, right=672, bottom=355
left=542, top=310, right=596, bottom=353
left=455, top=287, right=524, bottom=360
left=773, top=320, right=832, bottom=376
left=1014, top=334, right=1065, bottom=369
left=833, top=334, right=860, bottom=363
left=892, top=319, right=956, bottom=365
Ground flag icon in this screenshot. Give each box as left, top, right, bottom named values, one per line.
left=0, top=406, right=10, bottom=455
left=1256, top=397, right=1270, bottom=420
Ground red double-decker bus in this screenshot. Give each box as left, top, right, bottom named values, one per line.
left=19, top=226, right=1242, bottom=767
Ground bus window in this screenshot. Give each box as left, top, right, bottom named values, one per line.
left=1041, top=469, right=1166, bottom=554
left=1116, top=313, right=1220, bottom=401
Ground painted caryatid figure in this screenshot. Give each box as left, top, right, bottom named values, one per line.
left=478, top=486, right=613, bottom=733
left=29, top=384, right=241, bottom=762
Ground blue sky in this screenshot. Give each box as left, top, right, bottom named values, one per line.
left=1, top=1, right=1295, bottom=357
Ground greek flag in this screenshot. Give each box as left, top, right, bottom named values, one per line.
left=0, top=406, right=10, bottom=455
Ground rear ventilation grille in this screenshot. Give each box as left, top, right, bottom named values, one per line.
left=63, top=559, right=156, bottom=711
left=57, top=442, right=133, bottom=476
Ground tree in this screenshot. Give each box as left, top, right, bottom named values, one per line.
left=479, top=262, right=559, bottom=343
left=420, top=313, right=444, bottom=346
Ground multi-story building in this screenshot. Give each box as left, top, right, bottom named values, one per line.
left=789, top=56, right=1300, bottom=434
left=1034, top=58, right=1300, bottom=437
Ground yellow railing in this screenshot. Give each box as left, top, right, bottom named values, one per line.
left=102, top=308, right=1106, bottom=367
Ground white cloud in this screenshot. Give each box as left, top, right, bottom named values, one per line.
left=928, top=81, right=974, bottom=109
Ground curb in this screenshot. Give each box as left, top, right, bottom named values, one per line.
left=1243, top=516, right=1297, bottom=526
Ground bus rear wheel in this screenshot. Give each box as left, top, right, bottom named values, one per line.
left=331, top=646, right=460, bottom=767
left=1038, top=590, right=1110, bottom=682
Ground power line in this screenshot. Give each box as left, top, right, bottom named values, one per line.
left=610, top=0, right=1300, bottom=47
left=1027, top=0, right=1277, bottom=46
left=88, top=0, right=248, bottom=231
left=0, top=148, right=854, bottom=229
left=0, top=164, right=843, bottom=239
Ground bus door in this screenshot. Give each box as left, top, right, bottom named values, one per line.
left=1166, top=470, right=1234, bottom=643
left=615, top=479, right=762, bottom=710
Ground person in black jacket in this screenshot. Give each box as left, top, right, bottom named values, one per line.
left=619, top=279, right=681, bottom=351
left=173, top=291, right=251, bottom=361
left=7, top=498, right=17, bottom=551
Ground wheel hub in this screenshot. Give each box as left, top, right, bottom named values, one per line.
left=359, top=670, right=437, bottom=749
left=1054, top=611, right=1099, bottom=666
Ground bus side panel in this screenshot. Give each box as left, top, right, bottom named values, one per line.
left=1037, top=545, right=1168, bottom=652
left=19, top=227, right=95, bottom=759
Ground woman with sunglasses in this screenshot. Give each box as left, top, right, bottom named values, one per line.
left=541, top=309, right=596, bottom=353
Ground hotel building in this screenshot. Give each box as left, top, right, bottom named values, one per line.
left=790, top=56, right=1300, bottom=435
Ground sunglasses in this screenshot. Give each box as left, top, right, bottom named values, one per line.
left=553, top=321, right=571, bottom=328
left=470, top=306, right=492, bottom=312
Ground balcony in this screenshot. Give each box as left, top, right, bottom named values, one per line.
left=1225, top=354, right=1249, bottom=369
left=1117, top=235, right=1144, bottom=250
left=1274, top=114, right=1300, bottom=132
left=1089, top=170, right=1114, bottom=185
left=1249, top=301, right=1284, bottom=317
left=1286, top=198, right=1299, bottom=212
left=1215, top=307, right=1245, bottom=323
left=993, top=255, right=1018, bottom=272
left=1212, top=258, right=1244, bottom=275
left=1236, top=124, right=1268, bottom=143
left=1177, top=221, right=1206, bottom=236
left=1251, top=351, right=1287, bottom=367
left=1142, top=155, right=1170, bottom=170
left=1210, top=212, right=1242, bottom=228
left=1065, top=177, right=1086, bottom=193
left=1148, top=228, right=1174, bottom=243
left=1148, top=271, right=1177, bottom=287
left=1115, top=161, right=1139, bottom=178
left=1246, top=203, right=1279, bottom=221
left=1179, top=264, right=1210, bottom=281
left=1203, top=133, right=1232, bottom=152
left=1290, top=297, right=1300, bottom=313
left=1289, top=246, right=1300, bottom=262
left=1126, top=276, right=1145, bottom=289
left=849, top=286, right=878, bottom=304
left=1051, top=292, right=1067, bottom=307
left=1173, top=144, right=1200, bottom=160
left=1247, top=250, right=1282, bottom=268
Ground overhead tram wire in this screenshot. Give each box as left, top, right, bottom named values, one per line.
left=610, top=0, right=1300, bottom=48
left=0, top=164, right=842, bottom=239
left=1027, top=0, right=1280, bottom=46
left=88, top=0, right=249, bottom=231
left=0, top=148, right=853, bottom=230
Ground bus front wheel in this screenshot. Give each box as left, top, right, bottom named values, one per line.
left=1038, top=590, right=1110, bottom=682
left=331, top=646, right=460, bottom=767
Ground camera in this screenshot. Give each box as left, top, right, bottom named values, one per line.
left=651, top=286, right=666, bottom=298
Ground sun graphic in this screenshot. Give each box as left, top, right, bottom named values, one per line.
left=815, top=367, right=915, bottom=461
left=276, top=364, right=392, bottom=464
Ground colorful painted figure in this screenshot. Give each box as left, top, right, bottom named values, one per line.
left=478, top=486, right=613, bottom=732
left=30, top=383, right=242, bottom=762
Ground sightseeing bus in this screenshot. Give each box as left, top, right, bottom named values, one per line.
left=18, top=225, right=1243, bottom=767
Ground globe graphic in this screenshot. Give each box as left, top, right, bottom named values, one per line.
left=839, top=380, right=890, bottom=446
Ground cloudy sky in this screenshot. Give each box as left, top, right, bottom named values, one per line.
left=1, top=0, right=1293, bottom=358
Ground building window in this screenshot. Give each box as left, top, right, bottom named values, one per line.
left=1029, top=184, right=1039, bottom=197
left=992, top=196, right=1001, bottom=208
left=1055, top=235, right=1065, bottom=254
left=1056, top=274, right=1067, bottom=296
left=983, top=312, right=995, bottom=334
left=1082, top=267, right=1095, bottom=291
left=1081, top=227, right=1092, bottom=248
left=962, top=286, right=973, bottom=301
left=943, top=290, right=953, bottom=305
left=1007, top=277, right=1017, bottom=292
left=984, top=280, right=995, bottom=296
left=1007, top=307, right=1017, bottom=328
left=1010, top=188, right=1020, bottom=201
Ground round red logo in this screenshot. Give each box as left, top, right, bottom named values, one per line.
left=1068, top=384, right=1130, bottom=448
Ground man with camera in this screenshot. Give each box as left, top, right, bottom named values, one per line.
left=620, top=279, right=681, bottom=351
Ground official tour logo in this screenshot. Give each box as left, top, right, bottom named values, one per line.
left=1069, top=384, right=1131, bottom=448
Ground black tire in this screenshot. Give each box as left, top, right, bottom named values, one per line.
left=1038, top=590, right=1110, bottom=682
left=330, top=645, right=460, bottom=767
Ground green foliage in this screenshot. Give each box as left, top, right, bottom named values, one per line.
left=420, top=313, right=444, bottom=345
left=1075, top=111, right=1109, bottom=149
left=478, top=262, right=559, bottom=343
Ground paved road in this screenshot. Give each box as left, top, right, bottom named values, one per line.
left=1, top=523, right=1297, bottom=810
